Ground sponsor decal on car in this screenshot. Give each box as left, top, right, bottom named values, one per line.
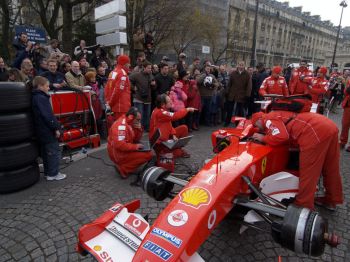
left=151, top=227, right=182, bottom=248
left=142, top=241, right=173, bottom=261
left=207, top=210, right=217, bottom=230
left=167, top=210, right=188, bottom=227
left=106, top=225, right=139, bottom=251
left=109, top=204, right=122, bottom=213
left=179, top=187, right=211, bottom=209
left=93, top=245, right=114, bottom=262
left=261, top=157, right=267, bottom=175
left=124, top=214, right=148, bottom=237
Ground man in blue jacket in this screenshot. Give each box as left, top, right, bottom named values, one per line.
left=32, top=76, right=66, bottom=180
left=40, top=59, right=66, bottom=90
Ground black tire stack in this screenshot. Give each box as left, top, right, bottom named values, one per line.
left=0, top=82, right=40, bottom=193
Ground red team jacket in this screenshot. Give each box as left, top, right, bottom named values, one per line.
left=289, top=68, right=313, bottom=95
left=105, top=66, right=131, bottom=114
left=149, top=108, right=188, bottom=142
left=308, top=77, right=328, bottom=103
left=259, top=76, right=289, bottom=96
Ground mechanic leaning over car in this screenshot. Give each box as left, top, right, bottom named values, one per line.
left=251, top=111, right=343, bottom=211
left=104, top=55, right=131, bottom=122
left=107, top=107, right=153, bottom=178
left=149, top=94, right=196, bottom=171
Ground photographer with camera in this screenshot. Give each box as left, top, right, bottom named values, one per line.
left=12, top=32, right=35, bottom=69
left=129, top=60, right=156, bottom=132
left=198, top=64, right=219, bottom=126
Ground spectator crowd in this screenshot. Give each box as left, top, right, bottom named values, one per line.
left=1, top=31, right=350, bottom=141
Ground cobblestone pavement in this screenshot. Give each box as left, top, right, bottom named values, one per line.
left=0, top=111, right=349, bottom=262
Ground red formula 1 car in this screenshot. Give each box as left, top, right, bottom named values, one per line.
left=77, top=117, right=339, bottom=261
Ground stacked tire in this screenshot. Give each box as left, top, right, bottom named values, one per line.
left=0, top=82, right=40, bottom=193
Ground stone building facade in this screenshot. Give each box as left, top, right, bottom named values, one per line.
left=228, top=0, right=338, bottom=68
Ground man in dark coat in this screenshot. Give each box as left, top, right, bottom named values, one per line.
left=40, top=59, right=66, bottom=90
left=225, top=61, right=252, bottom=126
left=250, top=62, right=269, bottom=115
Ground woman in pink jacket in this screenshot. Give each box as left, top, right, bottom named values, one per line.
left=170, top=81, right=187, bottom=112
left=169, top=80, right=188, bottom=127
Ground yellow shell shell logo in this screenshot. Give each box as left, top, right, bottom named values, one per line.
left=179, top=187, right=211, bottom=208
left=93, top=245, right=102, bottom=251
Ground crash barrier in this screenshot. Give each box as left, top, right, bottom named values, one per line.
left=0, top=82, right=40, bottom=193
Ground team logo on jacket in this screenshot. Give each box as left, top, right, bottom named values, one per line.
left=167, top=210, right=188, bottom=227
left=179, top=187, right=211, bottom=209
left=151, top=228, right=182, bottom=248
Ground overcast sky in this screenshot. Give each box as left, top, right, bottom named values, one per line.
left=285, top=0, right=350, bottom=27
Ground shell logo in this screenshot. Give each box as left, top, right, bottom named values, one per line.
left=93, top=245, right=102, bottom=251
left=179, top=187, right=211, bottom=209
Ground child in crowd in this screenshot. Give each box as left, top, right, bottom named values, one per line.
left=169, top=81, right=187, bottom=126
left=31, top=76, right=66, bottom=181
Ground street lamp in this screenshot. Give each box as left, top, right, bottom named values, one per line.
left=250, top=0, right=259, bottom=67
left=331, top=0, right=348, bottom=69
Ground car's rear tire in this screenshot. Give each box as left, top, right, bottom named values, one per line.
left=0, top=113, right=34, bottom=145
left=0, top=82, right=31, bottom=113
left=0, top=164, right=40, bottom=194
left=0, top=142, right=39, bottom=171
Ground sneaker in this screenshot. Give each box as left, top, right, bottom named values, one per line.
left=46, top=173, right=67, bottom=181
left=314, top=197, right=336, bottom=211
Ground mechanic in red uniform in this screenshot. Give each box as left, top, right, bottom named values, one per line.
left=288, top=60, right=313, bottom=95
left=340, top=85, right=350, bottom=151
left=251, top=111, right=343, bottom=210
left=259, top=66, right=289, bottom=97
left=105, top=55, right=131, bottom=122
left=149, top=94, right=196, bottom=170
left=308, top=66, right=329, bottom=103
left=107, top=107, right=153, bottom=178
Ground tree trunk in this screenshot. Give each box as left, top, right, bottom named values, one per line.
left=0, top=0, right=11, bottom=61
left=60, top=1, right=73, bottom=54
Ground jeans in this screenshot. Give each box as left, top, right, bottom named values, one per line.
left=134, top=102, right=151, bottom=131
left=201, top=97, right=212, bottom=125
left=40, top=141, right=61, bottom=177
left=225, top=101, right=246, bottom=125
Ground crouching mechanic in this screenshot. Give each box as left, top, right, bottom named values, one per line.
left=107, top=107, right=154, bottom=178
left=251, top=111, right=343, bottom=211
left=149, top=94, right=196, bottom=171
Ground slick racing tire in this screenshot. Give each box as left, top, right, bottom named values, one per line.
left=0, top=142, right=39, bottom=171
left=0, top=113, right=34, bottom=145
left=0, top=164, right=40, bottom=194
left=0, top=82, right=31, bottom=113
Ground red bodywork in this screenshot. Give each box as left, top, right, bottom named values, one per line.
left=50, top=90, right=100, bottom=150
left=78, top=119, right=297, bottom=261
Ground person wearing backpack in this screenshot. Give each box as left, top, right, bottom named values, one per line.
left=251, top=111, right=343, bottom=211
